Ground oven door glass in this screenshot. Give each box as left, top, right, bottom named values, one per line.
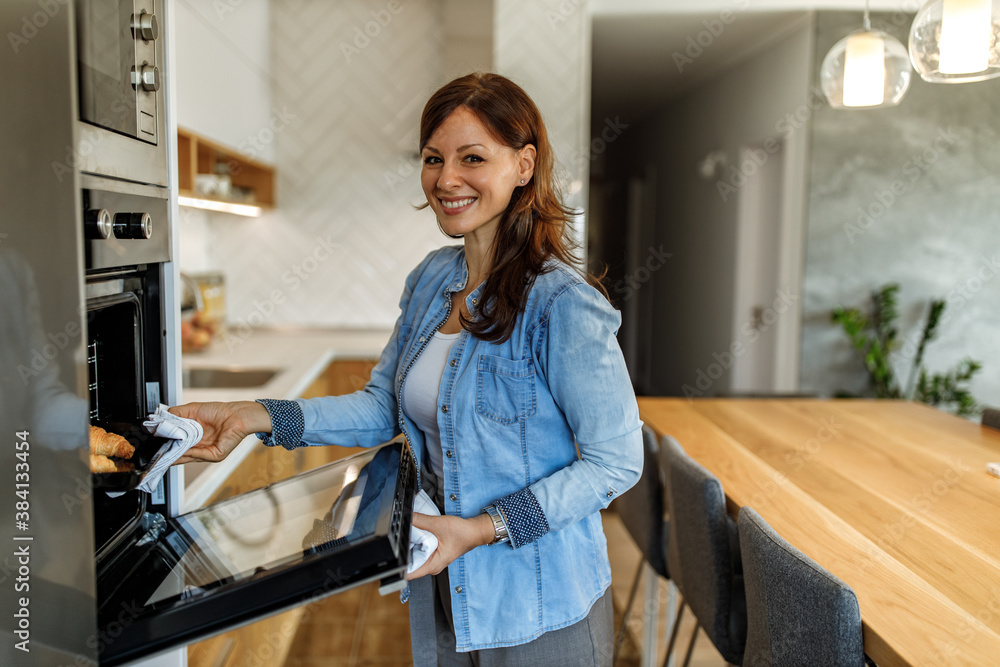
left=97, top=442, right=415, bottom=667
left=76, top=0, right=137, bottom=137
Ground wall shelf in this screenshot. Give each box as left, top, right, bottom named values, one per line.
left=177, top=127, right=275, bottom=210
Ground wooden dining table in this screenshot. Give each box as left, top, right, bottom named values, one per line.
left=636, top=397, right=1000, bottom=667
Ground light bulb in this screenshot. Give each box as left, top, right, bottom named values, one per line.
left=821, top=29, right=911, bottom=109
left=844, top=32, right=887, bottom=106
left=939, top=0, right=992, bottom=73
left=909, top=0, right=1000, bottom=83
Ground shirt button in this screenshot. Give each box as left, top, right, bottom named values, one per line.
left=419, top=336, right=426, bottom=343
left=441, top=405, right=448, bottom=413
left=449, top=493, right=457, bottom=501
left=446, top=450, right=453, bottom=458
left=397, top=375, right=403, bottom=383
left=455, top=586, right=463, bottom=594
left=471, top=298, right=478, bottom=305
left=450, top=359, right=457, bottom=367
left=606, top=490, right=614, bottom=498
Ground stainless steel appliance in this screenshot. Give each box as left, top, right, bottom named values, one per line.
left=82, top=177, right=416, bottom=666
left=76, top=0, right=161, bottom=145
left=3, top=2, right=417, bottom=665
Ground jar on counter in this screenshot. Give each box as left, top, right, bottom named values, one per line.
left=190, top=271, right=226, bottom=333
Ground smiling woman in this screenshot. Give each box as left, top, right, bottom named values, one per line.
left=170, top=72, right=642, bottom=667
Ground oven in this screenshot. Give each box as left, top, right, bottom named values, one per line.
left=83, top=183, right=417, bottom=666
left=1, top=3, right=416, bottom=663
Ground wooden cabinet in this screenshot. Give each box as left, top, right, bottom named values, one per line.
left=187, top=357, right=377, bottom=667
left=177, top=128, right=275, bottom=209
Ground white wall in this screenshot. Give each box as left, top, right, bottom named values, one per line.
left=610, top=17, right=815, bottom=396
left=174, top=0, right=274, bottom=161
left=494, top=0, right=592, bottom=254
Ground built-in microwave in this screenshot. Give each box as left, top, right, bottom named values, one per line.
left=76, top=0, right=160, bottom=145
left=74, top=0, right=168, bottom=188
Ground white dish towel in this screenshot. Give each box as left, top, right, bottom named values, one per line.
left=107, top=404, right=204, bottom=498
left=408, top=489, right=441, bottom=575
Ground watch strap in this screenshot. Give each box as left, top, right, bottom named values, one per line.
left=483, top=504, right=509, bottom=545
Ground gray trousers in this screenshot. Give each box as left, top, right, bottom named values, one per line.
left=431, top=569, right=614, bottom=667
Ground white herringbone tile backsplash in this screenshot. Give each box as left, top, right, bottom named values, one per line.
left=186, top=0, right=592, bottom=330
left=200, top=0, right=451, bottom=330
left=494, top=0, right=591, bottom=253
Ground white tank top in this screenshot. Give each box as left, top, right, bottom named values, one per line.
left=401, top=330, right=459, bottom=490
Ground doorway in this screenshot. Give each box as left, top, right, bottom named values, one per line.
left=731, top=140, right=785, bottom=393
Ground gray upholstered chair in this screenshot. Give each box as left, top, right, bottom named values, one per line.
left=660, top=435, right=746, bottom=667
left=738, top=506, right=865, bottom=667
left=612, top=425, right=671, bottom=664
left=982, top=407, right=1000, bottom=430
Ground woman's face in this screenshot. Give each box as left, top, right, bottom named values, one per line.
left=421, top=106, right=535, bottom=248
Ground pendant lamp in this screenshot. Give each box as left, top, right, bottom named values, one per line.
left=821, top=3, right=912, bottom=108
left=909, top=0, right=1000, bottom=83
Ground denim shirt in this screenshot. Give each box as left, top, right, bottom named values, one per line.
left=258, top=245, right=643, bottom=652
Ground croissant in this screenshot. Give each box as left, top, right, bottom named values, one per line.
left=89, top=425, right=135, bottom=459
left=90, top=454, right=117, bottom=473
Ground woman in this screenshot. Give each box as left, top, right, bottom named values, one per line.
left=172, top=72, right=643, bottom=666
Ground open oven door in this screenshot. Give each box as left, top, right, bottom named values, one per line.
left=96, top=441, right=415, bottom=667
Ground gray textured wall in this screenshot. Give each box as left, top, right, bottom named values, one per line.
left=800, top=12, right=1000, bottom=409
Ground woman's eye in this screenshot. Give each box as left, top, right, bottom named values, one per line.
left=423, top=156, right=441, bottom=165
left=464, top=155, right=484, bottom=163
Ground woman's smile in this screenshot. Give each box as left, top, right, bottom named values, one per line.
left=438, top=196, right=478, bottom=213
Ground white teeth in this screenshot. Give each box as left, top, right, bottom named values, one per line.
left=441, top=197, right=476, bottom=209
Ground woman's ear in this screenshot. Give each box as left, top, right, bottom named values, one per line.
left=519, top=144, right=536, bottom=184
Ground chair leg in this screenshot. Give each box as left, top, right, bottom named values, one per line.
left=681, top=622, right=700, bottom=667
left=612, top=559, right=645, bottom=664
left=662, top=598, right=686, bottom=667
left=641, top=564, right=660, bottom=667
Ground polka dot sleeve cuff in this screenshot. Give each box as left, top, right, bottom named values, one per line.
left=255, top=398, right=306, bottom=450
left=493, top=488, right=550, bottom=549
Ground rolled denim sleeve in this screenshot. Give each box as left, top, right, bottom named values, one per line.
left=492, top=491, right=548, bottom=549
left=507, top=281, right=643, bottom=544
left=255, top=398, right=305, bottom=449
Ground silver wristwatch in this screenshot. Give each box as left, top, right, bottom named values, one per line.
left=483, top=505, right=510, bottom=545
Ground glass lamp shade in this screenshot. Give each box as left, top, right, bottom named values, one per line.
left=909, top=0, right=1000, bottom=83
left=821, top=29, right=912, bottom=108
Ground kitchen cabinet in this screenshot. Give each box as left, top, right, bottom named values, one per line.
left=187, top=357, right=378, bottom=666
left=178, top=127, right=275, bottom=208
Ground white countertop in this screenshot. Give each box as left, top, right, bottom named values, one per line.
left=179, top=326, right=390, bottom=512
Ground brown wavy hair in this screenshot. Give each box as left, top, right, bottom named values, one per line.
left=419, top=72, right=607, bottom=343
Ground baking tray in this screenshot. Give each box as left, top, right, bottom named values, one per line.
left=91, top=419, right=172, bottom=493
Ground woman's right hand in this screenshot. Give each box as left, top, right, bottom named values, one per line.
left=169, top=401, right=272, bottom=464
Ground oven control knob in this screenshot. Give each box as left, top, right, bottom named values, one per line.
left=131, top=12, right=159, bottom=42
left=113, top=212, right=153, bottom=240
left=85, top=209, right=113, bottom=240
left=131, top=64, right=160, bottom=93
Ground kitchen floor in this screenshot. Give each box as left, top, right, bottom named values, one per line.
left=284, top=511, right=727, bottom=667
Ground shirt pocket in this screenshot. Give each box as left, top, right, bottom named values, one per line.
left=476, top=354, right=537, bottom=424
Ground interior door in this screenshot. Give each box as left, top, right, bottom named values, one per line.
left=731, top=140, right=785, bottom=394
left=97, top=442, right=414, bottom=667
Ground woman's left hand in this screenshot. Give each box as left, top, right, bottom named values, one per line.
left=406, top=512, right=495, bottom=580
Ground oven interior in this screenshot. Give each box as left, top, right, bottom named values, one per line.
left=87, top=265, right=170, bottom=557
